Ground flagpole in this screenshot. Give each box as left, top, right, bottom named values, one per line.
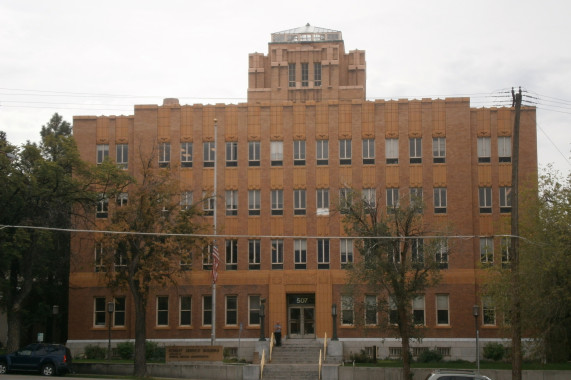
left=211, top=118, right=218, bottom=346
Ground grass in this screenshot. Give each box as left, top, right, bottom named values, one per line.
left=352, top=359, right=571, bottom=371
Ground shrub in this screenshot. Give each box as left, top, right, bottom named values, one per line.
left=349, top=349, right=376, bottom=363
left=84, top=344, right=106, bottom=360
left=483, top=342, right=506, bottom=361
left=116, top=341, right=134, bottom=360
left=146, top=341, right=165, bottom=361
left=417, top=348, right=443, bottom=363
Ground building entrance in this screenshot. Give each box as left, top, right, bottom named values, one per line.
left=287, top=294, right=315, bottom=338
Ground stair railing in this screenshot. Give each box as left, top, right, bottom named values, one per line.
left=269, top=332, right=275, bottom=362
left=318, top=348, right=323, bottom=380
left=260, top=349, right=266, bottom=379
left=323, top=331, right=328, bottom=362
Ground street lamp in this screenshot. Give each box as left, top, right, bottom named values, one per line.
left=52, top=305, right=59, bottom=343
left=258, top=298, right=266, bottom=341
left=107, top=301, right=114, bottom=361
left=473, top=304, right=480, bottom=373
left=331, top=303, right=338, bottom=341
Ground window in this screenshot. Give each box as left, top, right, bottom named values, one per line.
left=316, top=188, right=329, bottom=215
left=156, top=296, right=169, bottom=326
left=180, top=191, right=193, bottom=210
left=180, top=142, right=193, bottom=168
left=386, top=139, right=399, bottom=164
left=432, top=137, right=446, bottom=163
left=225, top=142, right=238, bottom=167
left=501, top=237, right=511, bottom=267
left=316, top=140, right=328, bottom=165
left=114, top=248, right=127, bottom=271
left=409, top=138, right=422, bottom=164
left=248, top=190, right=260, bottom=216
left=203, top=141, right=215, bottom=167
left=436, top=240, right=448, bottom=269
left=272, top=239, right=284, bottom=270
left=480, top=238, right=494, bottom=266
left=180, top=296, right=191, bottom=326
left=314, top=62, right=322, bottom=86
left=340, top=239, right=353, bottom=268
left=413, top=295, right=425, bottom=325
left=317, top=239, right=330, bottom=269
left=362, top=139, right=375, bottom=165
left=301, top=63, right=309, bottom=87
left=116, top=144, right=128, bottom=169
left=436, top=294, right=449, bottom=325
left=288, top=63, right=296, bottom=87
left=114, top=297, right=126, bottom=326
left=339, top=139, right=352, bottom=165
left=271, top=189, right=283, bottom=215
left=339, top=188, right=352, bottom=213
left=94, top=297, right=107, bottom=326
left=293, top=140, right=306, bottom=165
left=482, top=297, right=496, bottom=326
left=498, top=136, right=512, bottom=162
left=294, top=239, right=307, bottom=270
left=479, top=187, right=492, bottom=213
left=249, top=295, right=261, bottom=325
left=94, top=243, right=105, bottom=272
left=96, top=194, right=109, bottom=218
left=363, top=188, right=376, bottom=210
left=203, top=191, right=215, bottom=216
left=365, top=295, right=377, bottom=325
left=202, top=295, right=212, bottom=326
left=410, top=187, right=423, bottom=209
left=386, top=188, right=399, bottom=212
left=158, top=142, right=170, bottom=167
left=180, top=249, right=192, bottom=271
left=225, top=295, right=238, bottom=326
left=248, top=141, right=260, bottom=166
left=500, top=187, right=512, bottom=213
left=271, top=141, right=283, bottom=166
left=225, top=239, right=238, bottom=270
left=433, top=188, right=447, bottom=214
left=341, top=295, right=354, bottom=325
left=249, top=239, right=260, bottom=270
left=96, top=144, right=109, bottom=165
left=411, top=238, right=424, bottom=266
left=116, top=192, right=128, bottom=207
left=225, top=190, right=238, bottom=216
left=388, top=297, right=398, bottom=325
left=202, top=246, right=213, bottom=270
left=294, top=189, right=306, bottom=215
left=477, top=137, right=491, bottom=163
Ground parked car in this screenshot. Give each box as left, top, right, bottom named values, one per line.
left=0, top=343, right=73, bottom=376
left=425, top=369, right=493, bottom=380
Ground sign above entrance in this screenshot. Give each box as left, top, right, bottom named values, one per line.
left=288, top=294, right=315, bottom=305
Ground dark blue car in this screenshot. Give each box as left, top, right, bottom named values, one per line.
left=0, top=343, right=73, bottom=376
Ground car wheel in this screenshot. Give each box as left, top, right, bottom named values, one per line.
left=41, top=363, right=56, bottom=376
left=0, top=361, right=7, bottom=374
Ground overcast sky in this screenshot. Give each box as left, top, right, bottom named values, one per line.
left=1, top=0, right=570, bottom=175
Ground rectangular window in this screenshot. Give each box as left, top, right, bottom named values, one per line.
left=226, top=295, right=238, bottom=326
left=409, top=138, right=422, bottom=164
left=226, top=142, right=238, bottom=167
left=116, top=192, right=128, bottom=207
left=96, top=194, right=109, bottom=218
left=272, top=239, right=284, bottom=270
left=203, top=191, right=215, bottom=216
left=293, top=189, right=306, bottom=215
left=339, top=188, right=352, bottom=214
left=180, top=250, right=192, bottom=271
left=480, top=237, right=494, bottom=266
left=482, top=297, right=496, bottom=326
left=365, top=295, right=377, bottom=325
left=293, top=140, right=306, bottom=165
left=340, top=239, right=353, bottom=268
left=202, top=246, right=213, bottom=270
left=316, top=188, right=329, bottom=215
left=248, top=239, right=261, bottom=270
left=436, top=240, right=448, bottom=269
left=341, top=295, right=354, bottom=325
left=114, top=297, right=126, bottom=327
left=294, top=239, right=307, bottom=270
left=225, top=239, right=238, bottom=270
left=180, top=296, right=192, bottom=326
left=410, top=188, right=423, bottom=210
left=317, top=239, right=330, bottom=269
left=314, top=62, right=322, bottom=86
left=386, top=138, right=399, bottom=164
left=225, top=190, right=238, bottom=216
left=432, top=137, right=446, bottom=163
left=249, top=295, right=261, bottom=326
left=180, top=142, right=193, bottom=168
left=114, top=249, right=127, bottom=271
left=271, top=189, right=284, bottom=215
left=500, top=187, right=512, bottom=213
left=271, top=141, right=283, bottom=166
left=288, top=63, right=296, bottom=87
left=116, top=144, right=128, bottom=169
left=501, top=237, right=511, bottom=267
left=434, top=188, right=447, bottom=214
left=386, top=188, right=399, bottom=212
left=248, top=141, right=260, bottom=166
left=158, top=142, right=170, bottom=167
left=156, top=296, right=169, bottom=326
left=301, top=63, right=309, bottom=87
left=362, top=139, right=375, bottom=165
left=180, top=191, right=193, bottom=210
left=412, top=238, right=424, bottom=266
left=202, top=295, right=212, bottom=326
left=94, top=243, right=105, bottom=272
left=94, top=297, right=107, bottom=326
left=203, top=141, right=215, bottom=167
left=363, top=188, right=376, bottom=209
left=389, top=297, right=398, bottom=325
left=316, top=140, right=329, bottom=165
left=339, top=139, right=352, bottom=165
left=478, top=137, right=491, bottom=163
left=479, top=187, right=492, bottom=213
left=248, top=189, right=261, bottom=216
left=498, top=136, right=512, bottom=162
left=413, top=296, right=425, bottom=325
left=436, top=294, right=449, bottom=325
left=96, top=144, right=109, bottom=165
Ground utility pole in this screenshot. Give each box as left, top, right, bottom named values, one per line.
left=510, top=87, right=522, bottom=380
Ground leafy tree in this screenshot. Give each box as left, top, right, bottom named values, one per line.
left=340, top=191, right=446, bottom=380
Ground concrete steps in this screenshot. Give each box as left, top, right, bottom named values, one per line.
left=269, top=338, right=324, bottom=364
left=261, top=363, right=319, bottom=380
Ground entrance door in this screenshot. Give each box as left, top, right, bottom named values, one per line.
left=288, top=306, right=315, bottom=338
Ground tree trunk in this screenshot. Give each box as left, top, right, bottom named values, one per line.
left=7, top=310, right=22, bottom=352
left=131, top=289, right=147, bottom=377
left=401, top=329, right=411, bottom=380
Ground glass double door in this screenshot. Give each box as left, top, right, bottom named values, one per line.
left=288, top=306, right=315, bottom=338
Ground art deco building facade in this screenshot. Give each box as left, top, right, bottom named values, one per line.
left=68, top=25, right=537, bottom=359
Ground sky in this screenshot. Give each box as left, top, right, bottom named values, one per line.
left=1, top=0, right=570, bottom=175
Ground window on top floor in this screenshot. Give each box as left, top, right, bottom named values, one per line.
left=477, top=137, right=491, bottom=163
left=339, top=139, right=352, bottom=165
left=180, top=142, right=193, bottom=168
left=158, top=142, right=170, bottom=167
left=314, top=63, right=322, bottom=86
left=97, top=144, right=109, bottom=165
left=498, top=136, right=512, bottom=162
left=432, top=137, right=446, bottom=163
left=386, top=139, right=399, bottom=164
left=301, top=63, right=309, bottom=87
left=288, top=63, right=296, bottom=87
left=409, top=138, right=422, bottom=164
left=362, top=138, right=375, bottom=165
left=203, top=141, right=215, bottom=167
left=116, top=144, right=128, bottom=169
left=249, top=141, right=260, bottom=166
left=226, top=142, right=238, bottom=167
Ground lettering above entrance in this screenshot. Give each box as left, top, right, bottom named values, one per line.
left=288, top=294, right=315, bottom=305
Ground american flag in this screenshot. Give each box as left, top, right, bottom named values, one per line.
left=211, top=243, right=220, bottom=283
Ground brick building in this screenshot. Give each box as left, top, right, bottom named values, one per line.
left=68, top=25, right=537, bottom=360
